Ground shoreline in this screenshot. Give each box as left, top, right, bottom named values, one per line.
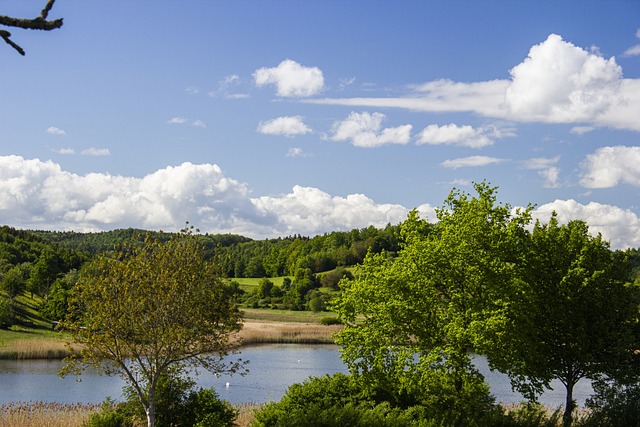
left=0, top=319, right=342, bottom=360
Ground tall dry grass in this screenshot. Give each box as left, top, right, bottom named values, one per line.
left=0, top=402, right=100, bottom=427
left=236, top=320, right=341, bottom=345
left=0, top=401, right=261, bottom=427
left=0, top=338, right=77, bottom=360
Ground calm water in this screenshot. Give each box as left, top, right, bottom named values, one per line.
left=0, top=344, right=592, bottom=407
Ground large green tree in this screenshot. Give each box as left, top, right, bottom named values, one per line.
left=333, top=183, right=531, bottom=411
left=478, top=216, right=640, bottom=426
left=61, top=227, right=244, bottom=427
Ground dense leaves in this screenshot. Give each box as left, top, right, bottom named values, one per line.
left=61, top=228, right=244, bottom=427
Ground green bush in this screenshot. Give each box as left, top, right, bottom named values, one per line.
left=116, top=373, right=236, bottom=427
left=319, top=316, right=342, bottom=325
left=578, top=379, right=640, bottom=427
left=251, top=372, right=567, bottom=427
left=83, top=400, right=134, bottom=427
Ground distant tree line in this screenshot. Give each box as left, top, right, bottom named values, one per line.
left=31, top=224, right=401, bottom=278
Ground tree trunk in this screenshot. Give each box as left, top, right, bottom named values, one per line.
left=563, top=379, right=575, bottom=427
left=146, top=385, right=156, bottom=427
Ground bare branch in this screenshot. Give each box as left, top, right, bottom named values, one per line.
left=0, top=29, right=25, bottom=56
left=0, top=0, right=63, bottom=55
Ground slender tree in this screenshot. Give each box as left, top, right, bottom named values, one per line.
left=61, top=227, right=244, bottom=427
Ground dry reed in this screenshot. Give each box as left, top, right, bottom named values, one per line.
left=0, top=338, right=78, bottom=360
left=235, top=320, right=341, bottom=345
left=0, top=401, right=100, bottom=427
left=0, top=401, right=261, bottom=427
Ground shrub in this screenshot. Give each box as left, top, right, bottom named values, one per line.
left=578, top=379, right=640, bottom=427
left=83, top=400, right=133, bottom=427
left=116, top=373, right=236, bottom=427
left=319, top=317, right=342, bottom=325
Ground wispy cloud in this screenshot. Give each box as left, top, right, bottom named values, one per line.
left=81, top=148, right=110, bottom=156
left=622, top=28, right=640, bottom=57
left=441, top=156, right=506, bottom=169
left=168, top=117, right=188, bottom=125
left=47, top=126, right=66, bottom=136
left=168, top=117, right=206, bottom=128
left=286, top=147, right=310, bottom=158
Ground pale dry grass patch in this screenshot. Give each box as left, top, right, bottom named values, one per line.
left=236, top=320, right=341, bottom=345
left=0, top=338, right=78, bottom=360
left=233, top=402, right=262, bottom=427
left=0, top=402, right=100, bottom=427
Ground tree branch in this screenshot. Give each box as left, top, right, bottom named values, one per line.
left=0, top=0, right=63, bottom=55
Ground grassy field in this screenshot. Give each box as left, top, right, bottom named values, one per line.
left=0, top=293, right=77, bottom=360
left=241, top=307, right=337, bottom=323
left=231, top=276, right=292, bottom=292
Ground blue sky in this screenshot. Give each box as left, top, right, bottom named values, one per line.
left=1, top=0, right=639, bottom=249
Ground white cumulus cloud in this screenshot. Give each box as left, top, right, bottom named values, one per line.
left=0, top=156, right=421, bottom=240
left=416, top=123, right=513, bottom=148
left=580, top=146, right=640, bottom=188
left=257, top=116, right=312, bottom=137
left=251, top=186, right=410, bottom=236
left=308, top=34, right=640, bottom=132
left=329, top=112, right=412, bottom=148
left=254, top=59, right=324, bottom=97
left=505, top=34, right=623, bottom=123
left=441, top=156, right=506, bottom=169
left=533, top=199, right=640, bottom=250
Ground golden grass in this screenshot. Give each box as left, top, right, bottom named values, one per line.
left=0, top=401, right=260, bottom=427
left=0, top=402, right=100, bottom=427
left=234, top=402, right=262, bottom=427
left=236, top=320, right=341, bottom=345
left=0, top=337, right=78, bottom=360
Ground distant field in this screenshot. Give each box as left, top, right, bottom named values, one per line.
left=230, top=276, right=293, bottom=292
left=241, top=308, right=337, bottom=323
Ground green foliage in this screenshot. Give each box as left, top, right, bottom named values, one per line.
left=319, top=267, right=353, bottom=290
left=61, top=227, right=243, bottom=427
left=319, top=316, right=342, bottom=325
left=579, top=379, right=640, bottom=427
left=0, top=265, right=27, bottom=299
left=116, top=374, right=236, bottom=427
left=478, top=215, right=640, bottom=426
left=333, top=182, right=530, bottom=403
left=251, top=372, right=563, bottom=427
left=83, top=400, right=134, bottom=427
left=0, top=297, right=13, bottom=328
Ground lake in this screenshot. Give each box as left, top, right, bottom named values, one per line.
left=0, top=344, right=592, bottom=407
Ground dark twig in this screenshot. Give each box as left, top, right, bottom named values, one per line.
left=0, top=0, right=63, bottom=55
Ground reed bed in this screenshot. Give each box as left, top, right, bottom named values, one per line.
left=0, top=401, right=261, bottom=427
left=0, top=338, right=77, bottom=360
left=0, top=401, right=101, bottom=427
left=236, top=320, right=341, bottom=345
left=234, top=402, right=262, bottom=427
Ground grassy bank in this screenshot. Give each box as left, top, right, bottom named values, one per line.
left=1, top=306, right=341, bottom=359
